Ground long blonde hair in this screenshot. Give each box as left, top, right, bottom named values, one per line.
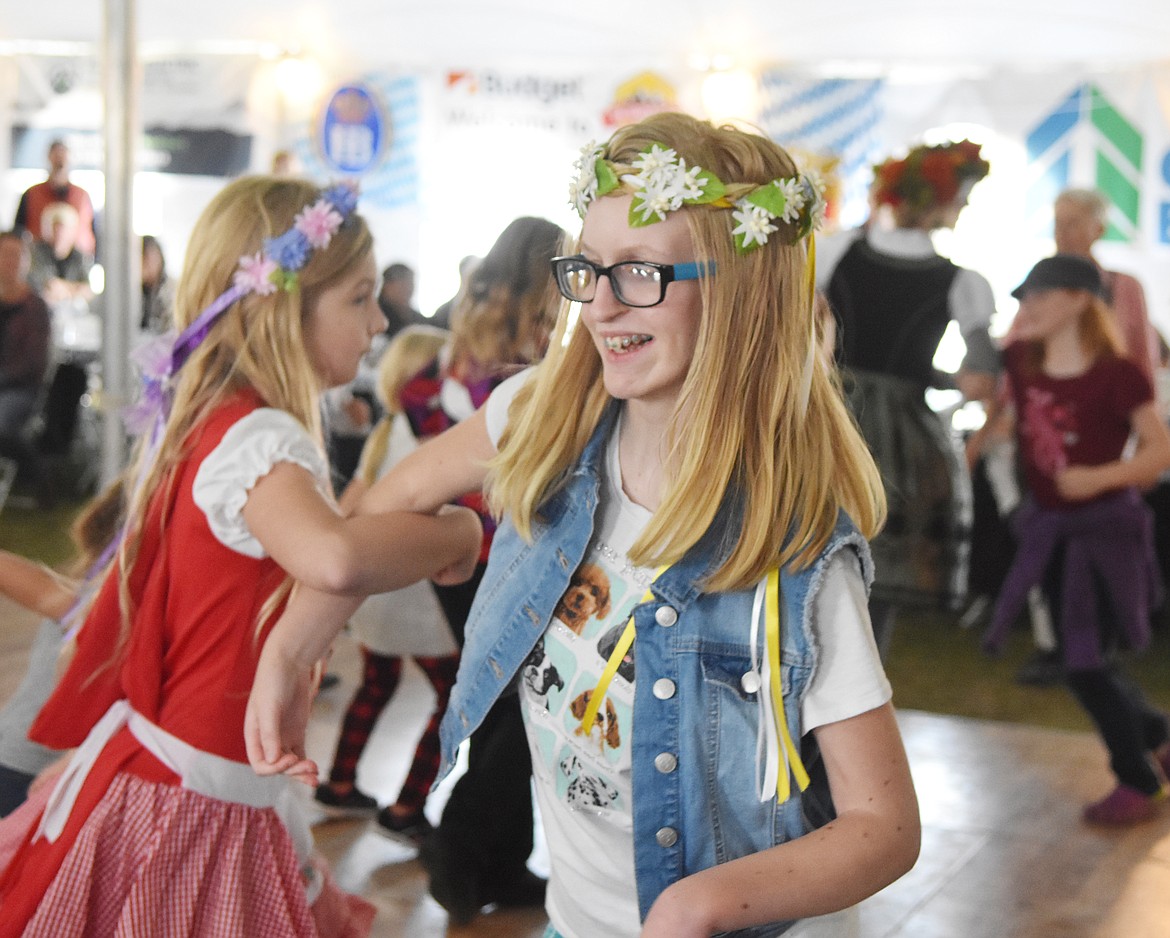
left=356, top=324, right=449, bottom=485
left=489, top=113, right=885, bottom=592
left=115, top=176, right=373, bottom=652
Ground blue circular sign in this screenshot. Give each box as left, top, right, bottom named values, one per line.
left=319, top=83, right=388, bottom=175
left=1162, top=149, right=1170, bottom=186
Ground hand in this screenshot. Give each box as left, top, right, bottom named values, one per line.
left=244, top=636, right=320, bottom=785
left=1055, top=465, right=1106, bottom=501
left=431, top=504, right=482, bottom=586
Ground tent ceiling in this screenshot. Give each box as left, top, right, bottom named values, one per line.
left=4, top=1, right=1170, bottom=73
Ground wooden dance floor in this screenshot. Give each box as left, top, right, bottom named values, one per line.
left=2, top=597, right=1169, bottom=937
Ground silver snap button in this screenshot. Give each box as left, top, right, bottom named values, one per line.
left=652, top=678, right=676, bottom=699
left=655, top=827, right=678, bottom=847
left=654, top=752, right=678, bottom=774
left=740, top=671, right=763, bottom=694
left=654, top=605, right=678, bottom=627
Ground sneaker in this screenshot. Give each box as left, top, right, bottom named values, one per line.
left=314, top=784, right=378, bottom=817
left=1082, top=784, right=1161, bottom=826
left=374, top=806, right=434, bottom=847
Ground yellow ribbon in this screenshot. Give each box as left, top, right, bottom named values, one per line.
left=765, top=568, right=810, bottom=801
left=579, top=565, right=810, bottom=804
left=579, top=573, right=664, bottom=736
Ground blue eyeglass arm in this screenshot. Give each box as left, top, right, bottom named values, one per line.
left=670, top=261, right=715, bottom=281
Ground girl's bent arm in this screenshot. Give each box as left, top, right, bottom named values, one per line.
left=641, top=702, right=920, bottom=937
left=1056, top=401, right=1170, bottom=501
left=246, top=409, right=494, bottom=776
left=354, top=406, right=495, bottom=515
left=242, top=462, right=482, bottom=595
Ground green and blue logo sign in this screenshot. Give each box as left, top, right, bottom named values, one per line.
left=1026, top=83, right=1143, bottom=242
left=1161, top=151, right=1170, bottom=244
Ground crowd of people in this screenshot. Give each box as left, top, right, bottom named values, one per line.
left=0, top=109, right=1165, bottom=937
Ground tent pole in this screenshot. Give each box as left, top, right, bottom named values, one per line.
left=100, top=0, right=138, bottom=486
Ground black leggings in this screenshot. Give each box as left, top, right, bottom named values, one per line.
left=1065, top=667, right=1169, bottom=794
left=430, top=567, right=535, bottom=884
left=1043, top=547, right=1169, bottom=794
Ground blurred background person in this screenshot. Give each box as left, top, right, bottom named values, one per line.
left=138, top=235, right=174, bottom=335
left=431, top=254, right=481, bottom=330
left=27, top=202, right=93, bottom=307
left=0, top=231, right=51, bottom=440
left=378, top=262, right=424, bottom=338
left=400, top=215, right=565, bottom=925
left=817, top=139, right=999, bottom=657
left=315, top=324, right=460, bottom=847
left=1053, top=188, right=1159, bottom=387
left=12, top=140, right=96, bottom=260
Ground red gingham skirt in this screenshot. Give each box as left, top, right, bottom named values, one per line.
left=7, top=772, right=372, bottom=938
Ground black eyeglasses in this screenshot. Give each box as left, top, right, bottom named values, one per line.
left=550, top=255, right=714, bottom=308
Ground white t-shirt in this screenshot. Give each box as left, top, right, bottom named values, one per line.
left=486, top=373, right=890, bottom=938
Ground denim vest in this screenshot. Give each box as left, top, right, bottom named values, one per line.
left=437, top=404, right=873, bottom=935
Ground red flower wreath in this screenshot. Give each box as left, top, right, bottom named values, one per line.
left=872, top=139, right=990, bottom=213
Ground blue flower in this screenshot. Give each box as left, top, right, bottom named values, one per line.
left=322, top=183, right=359, bottom=217
left=264, top=229, right=312, bottom=270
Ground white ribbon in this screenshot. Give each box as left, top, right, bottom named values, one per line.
left=750, top=577, right=781, bottom=803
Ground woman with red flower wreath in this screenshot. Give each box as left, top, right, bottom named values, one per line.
left=817, top=139, right=1000, bottom=656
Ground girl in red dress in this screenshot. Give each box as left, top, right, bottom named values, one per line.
left=0, top=176, right=481, bottom=937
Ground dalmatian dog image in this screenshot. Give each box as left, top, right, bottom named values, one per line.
left=569, top=687, right=622, bottom=752
left=552, top=562, right=612, bottom=635
left=560, top=755, right=620, bottom=810
left=521, top=638, right=564, bottom=700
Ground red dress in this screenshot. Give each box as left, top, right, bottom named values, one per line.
left=0, top=391, right=373, bottom=938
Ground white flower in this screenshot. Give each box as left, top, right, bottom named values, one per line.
left=569, top=140, right=604, bottom=216
left=771, top=178, right=806, bottom=223
left=633, top=179, right=682, bottom=223
left=677, top=162, right=707, bottom=201
left=631, top=144, right=679, bottom=184
left=802, top=172, right=828, bottom=232
left=808, top=193, right=826, bottom=232
left=732, top=201, right=779, bottom=249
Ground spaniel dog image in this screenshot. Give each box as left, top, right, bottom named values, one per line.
left=569, top=687, right=622, bottom=752
left=552, top=562, right=612, bottom=635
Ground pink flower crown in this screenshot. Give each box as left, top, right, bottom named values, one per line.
left=125, top=181, right=360, bottom=439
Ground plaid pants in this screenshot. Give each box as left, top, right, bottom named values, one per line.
left=328, top=648, right=459, bottom=812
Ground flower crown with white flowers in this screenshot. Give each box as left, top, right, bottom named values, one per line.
left=125, top=181, right=361, bottom=440
left=569, top=141, right=825, bottom=253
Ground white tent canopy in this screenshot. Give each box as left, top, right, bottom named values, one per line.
left=4, top=1, right=1170, bottom=72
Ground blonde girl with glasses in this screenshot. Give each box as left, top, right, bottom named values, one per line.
left=249, top=115, right=920, bottom=937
